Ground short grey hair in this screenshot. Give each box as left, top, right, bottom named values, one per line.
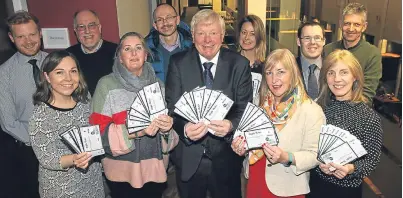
left=343, top=3, right=367, bottom=22
left=73, top=9, right=100, bottom=28
left=190, top=9, right=225, bottom=34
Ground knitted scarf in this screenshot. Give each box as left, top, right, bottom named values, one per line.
left=112, top=58, right=158, bottom=93
left=249, top=88, right=303, bottom=165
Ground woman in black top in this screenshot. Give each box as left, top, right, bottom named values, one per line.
left=237, top=15, right=266, bottom=73
left=307, top=49, right=383, bottom=198
left=237, top=15, right=266, bottom=106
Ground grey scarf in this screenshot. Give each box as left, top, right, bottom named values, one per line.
left=112, top=58, right=158, bottom=92
left=111, top=58, right=166, bottom=162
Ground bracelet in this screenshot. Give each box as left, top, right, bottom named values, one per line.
left=282, top=152, right=293, bottom=167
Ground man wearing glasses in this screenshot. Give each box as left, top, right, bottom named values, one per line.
left=66, top=9, right=117, bottom=95
left=296, top=21, right=326, bottom=99
left=146, top=3, right=192, bottom=83
left=324, top=3, right=382, bottom=104
left=146, top=4, right=192, bottom=198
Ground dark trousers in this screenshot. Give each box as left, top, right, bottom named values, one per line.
left=0, top=132, right=39, bottom=198
left=162, top=161, right=180, bottom=198
left=307, top=171, right=362, bottom=198
left=106, top=178, right=165, bottom=198
left=176, top=156, right=242, bottom=198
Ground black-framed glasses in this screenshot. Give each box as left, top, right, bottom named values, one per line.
left=299, top=36, right=324, bottom=43
left=75, top=22, right=99, bottom=32
left=155, top=15, right=177, bottom=24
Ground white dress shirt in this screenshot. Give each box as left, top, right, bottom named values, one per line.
left=184, top=52, right=220, bottom=138
left=199, top=52, right=220, bottom=78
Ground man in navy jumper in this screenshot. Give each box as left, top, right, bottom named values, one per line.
left=66, top=9, right=117, bottom=95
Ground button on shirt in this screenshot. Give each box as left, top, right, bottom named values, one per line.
left=301, top=55, right=321, bottom=94
left=0, top=51, right=48, bottom=144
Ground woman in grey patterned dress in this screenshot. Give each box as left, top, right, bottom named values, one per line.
left=29, top=50, right=104, bottom=198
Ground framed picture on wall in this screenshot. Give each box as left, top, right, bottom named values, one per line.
left=41, top=28, right=70, bottom=49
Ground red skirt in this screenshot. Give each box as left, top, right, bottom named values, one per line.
left=246, top=158, right=305, bottom=198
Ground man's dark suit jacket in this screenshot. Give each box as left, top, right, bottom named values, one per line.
left=165, top=46, right=253, bottom=181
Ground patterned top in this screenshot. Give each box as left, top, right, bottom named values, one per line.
left=0, top=51, right=47, bottom=144
left=313, top=100, right=383, bottom=187
left=29, top=102, right=104, bottom=198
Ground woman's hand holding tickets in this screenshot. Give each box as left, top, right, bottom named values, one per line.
left=231, top=136, right=246, bottom=156
left=143, top=121, right=159, bottom=136
left=262, top=143, right=287, bottom=164
left=155, top=114, right=173, bottom=132
left=319, top=163, right=354, bottom=179
left=319, top=163, right=334, bottom=175
left=73, top=152, right=92, bottom=169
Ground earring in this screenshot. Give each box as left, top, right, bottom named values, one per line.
left=352, top=80, right=358, bottom=90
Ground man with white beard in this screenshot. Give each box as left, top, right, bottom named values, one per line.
left=66, top=9, right=117, bottom=95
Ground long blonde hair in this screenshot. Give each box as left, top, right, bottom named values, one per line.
left=259, top=49, right=307, bottom=106
left=316, top=49, right=367, bottom=108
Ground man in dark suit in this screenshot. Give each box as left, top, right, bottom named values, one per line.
left=296, top=21, right=325, bottom=99
left=165, top=9, right=252, bottom=198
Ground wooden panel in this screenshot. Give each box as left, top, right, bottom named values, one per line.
left=383, top=0, right=402, bottom=43
left=321, top=0, right=341, bottom=24
left=356, top=0, right=387, bottom=38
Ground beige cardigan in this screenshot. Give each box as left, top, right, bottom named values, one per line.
left=246, top=100, right=325, bottom=197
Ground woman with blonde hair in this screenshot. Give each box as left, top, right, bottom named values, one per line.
left=232, top=49, right=325, bottom=198
left=308, top=49, right=382, bottom=198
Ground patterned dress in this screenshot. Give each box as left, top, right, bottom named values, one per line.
left=308, top=100, right=383, bottom=198
left=29, top=102, right=104, bottom=198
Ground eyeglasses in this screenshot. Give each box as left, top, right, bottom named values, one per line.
left=155, top=15, right=177, bottom=24
left=299, top=36, right=324, bottom=43
left=75, top=22, right=99, bottom=32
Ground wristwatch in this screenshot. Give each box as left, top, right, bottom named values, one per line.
left=282, top=152, right=293, bottom=167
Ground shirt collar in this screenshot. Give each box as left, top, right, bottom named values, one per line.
left=341, top=36, right=363, bottom=50
left=81, top=39, right=103, bottom=54
left=17, top=51, right=44, bottom=64
left=199, top=50, right=220, bottom=66
left=300, top=55, right=322, bottom=72
left=159, top=34, right=180, bottom=49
